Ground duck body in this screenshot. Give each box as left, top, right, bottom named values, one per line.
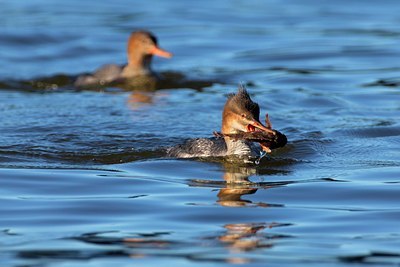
left=75, top=64, right=123, bottom=87
left=167, top=137, right=261, bottom=159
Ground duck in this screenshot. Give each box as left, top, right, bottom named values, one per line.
left=167, top=86, right=285, bottom=160
left=74, top=30, right=172, bottom=88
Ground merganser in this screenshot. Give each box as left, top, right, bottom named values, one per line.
left=167, top=86, right=284, bottom=160
left=74, top=30, right=172, bottom=88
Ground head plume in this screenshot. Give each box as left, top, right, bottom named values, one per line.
left=224, top=84, right=260, bottom=121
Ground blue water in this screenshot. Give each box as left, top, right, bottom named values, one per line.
left=1, top=1, right=400, bottom=266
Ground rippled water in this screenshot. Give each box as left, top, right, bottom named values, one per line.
left=1, top=0, right=400, bottom=266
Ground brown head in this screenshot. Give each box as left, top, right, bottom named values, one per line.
left=123, top=31, right=172, bottom=77
left=222, top=86, right=274, bottom=135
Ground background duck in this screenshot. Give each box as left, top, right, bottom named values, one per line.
left=74, top=30, right=172, bottom=89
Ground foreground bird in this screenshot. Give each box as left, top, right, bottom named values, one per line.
left=74, top=31, right=172, bottom=88
left=167, top=86, right=286, bottom=160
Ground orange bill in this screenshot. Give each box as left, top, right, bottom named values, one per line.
left=149, top=46, right=173, bottom=58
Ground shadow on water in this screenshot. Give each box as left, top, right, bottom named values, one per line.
left=0, top=71, right=218, bottom=92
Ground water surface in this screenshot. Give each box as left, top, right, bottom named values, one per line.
left=1, top=0, right=400, bottom=266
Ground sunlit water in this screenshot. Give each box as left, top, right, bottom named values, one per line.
left=1, top=1, right=400, bottom=266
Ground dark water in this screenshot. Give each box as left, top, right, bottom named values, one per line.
left=1, top=1, right=400, bottom=266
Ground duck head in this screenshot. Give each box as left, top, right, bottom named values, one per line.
left=222, top=86, right=274, bottom=135
left=123, top=31, right=172, bottom=77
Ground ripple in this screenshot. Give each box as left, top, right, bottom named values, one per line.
left=365, top=78, right=400, bottom=87
left=340, top=251, right=400, bottom=265
left=335, top=126, right=400, bottom=139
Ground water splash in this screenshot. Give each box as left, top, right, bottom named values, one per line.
left=255, top=151, right=267, bottom=165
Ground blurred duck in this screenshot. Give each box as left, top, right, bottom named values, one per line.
left=75, top=31, right=172, bottom=88
left=167, top=86, right=277, bottom=159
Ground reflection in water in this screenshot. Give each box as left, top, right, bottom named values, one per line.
left=188, top=160, right=290, bottom=207
left=219, top=223, right=269, bottom=256
left=34, top=223, right=289, bottom=265
left=218, top=222, right=289, bottom=251
left=218, top=164, right=259, bottom=207
left=216, top=162, right=287, bottom=208
left=14, top=163, right=292, bottom=265
left=127, top=91, right=156, bottom=110
left=217, top=188, right=258, bottom=207
left=126, top=90, right=171, bottom=110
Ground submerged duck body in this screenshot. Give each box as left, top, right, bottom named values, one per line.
left=75, top=31, right=172, bottom=88
left=167, top=87, right=284, bottom=160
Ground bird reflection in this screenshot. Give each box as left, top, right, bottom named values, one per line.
left=215, top=162, right=281, bottom=208
left=127, top=91, right=157, bottom=110
left=217, top=164, right=258, bottom=207
left=219, top=223, right=273, bottom=252
left=211, top=221, right=291, bottom=265
left=123, top=72, right=215, bottom=110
